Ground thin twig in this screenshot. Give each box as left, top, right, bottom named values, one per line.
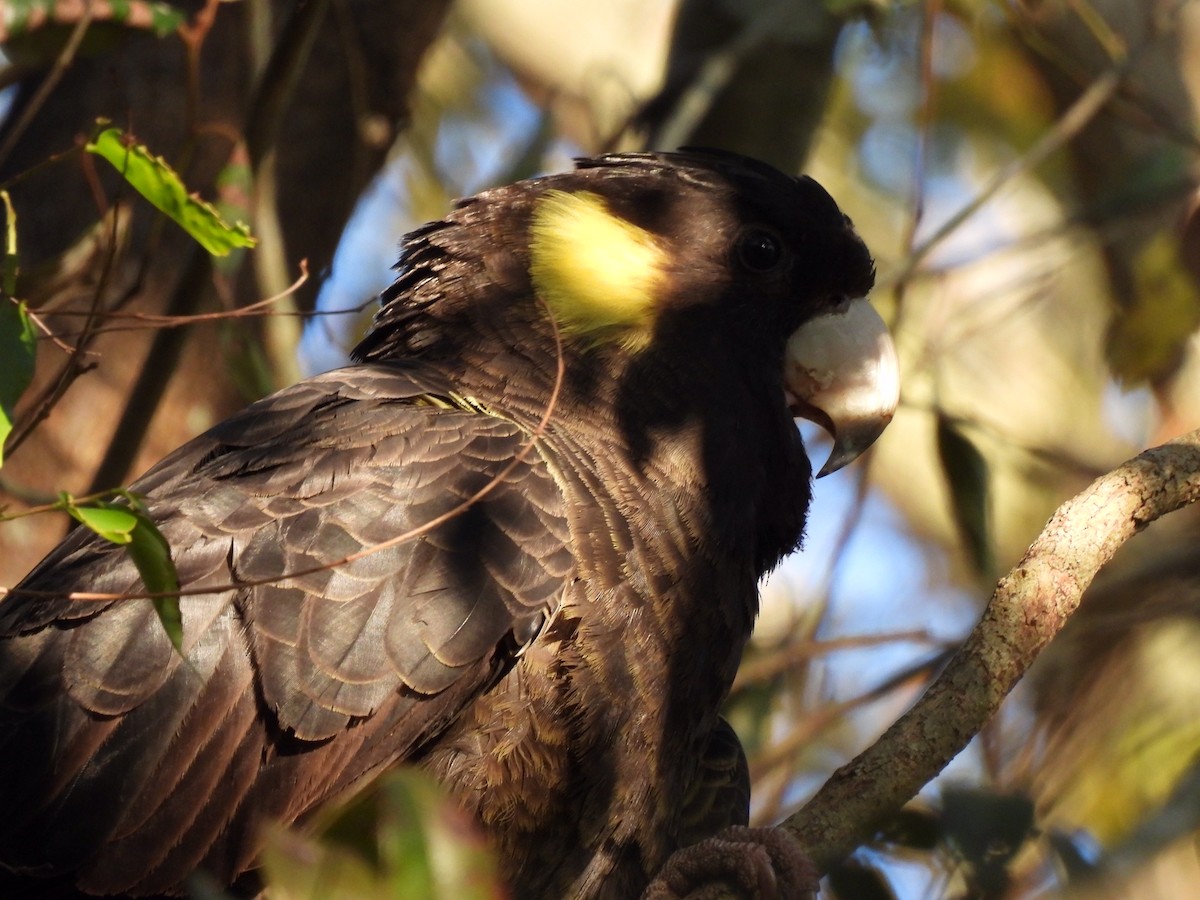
left=893, top=65, right=1122, bottom=284
left=41, top=262, right=309, bottom=334
left=749, top=650, right=948, bottom=785
left=889, top=0, right=941, bottom=339
left=732, top=630, right=938, bottom=694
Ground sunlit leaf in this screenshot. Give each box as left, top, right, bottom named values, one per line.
left=67, top=500, right=138, bottom=544
left=85, top=126, right=256, bottom=257
left=126, top=507, right=183, bottom=652
left=65, top=495, right=183, bottom=652
left=1, top=190, right=18, bottom=296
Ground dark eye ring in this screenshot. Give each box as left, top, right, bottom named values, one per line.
left=736, top=227, right=784, bottom=273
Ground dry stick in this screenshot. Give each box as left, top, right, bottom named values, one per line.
left=785, top=428, right=1200, bottom=872
left=47, top=262, right=309, bottom=335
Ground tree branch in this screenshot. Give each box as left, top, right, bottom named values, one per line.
left=785, top=428, right=1200, bottom=871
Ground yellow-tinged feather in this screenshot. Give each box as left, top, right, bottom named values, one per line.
left=529, top=190, right=666, bottom=348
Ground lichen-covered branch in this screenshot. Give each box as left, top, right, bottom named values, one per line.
left=786, top=429, right=1200, bottom=871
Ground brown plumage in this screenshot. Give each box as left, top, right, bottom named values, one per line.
left=0, top=150, right=892, bottom=898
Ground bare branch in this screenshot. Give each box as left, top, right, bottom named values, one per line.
left=786, top=429, right=1200, bottom=871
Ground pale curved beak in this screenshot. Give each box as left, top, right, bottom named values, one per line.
left=784, top=298, right=900, bottom=477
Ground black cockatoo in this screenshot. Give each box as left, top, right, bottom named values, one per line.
left=0, top=150, right=897, bottom=898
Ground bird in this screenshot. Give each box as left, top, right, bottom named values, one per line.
left=0, top=149, right=897, bottom=898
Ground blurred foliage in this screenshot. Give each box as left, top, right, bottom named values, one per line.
left=85, top=126, right=257, bottom=257
left=935, top=413, right=995, bottom=583
left=0, top=0, right=184, bottom=61
left=1113, top=228, right=1200, bottom=383
left=60, top=491, right=183, bottom=651
left=829, top=789, right=1039, bottom=898
left=262, top=769, right=504, bottom=900
left=1035, top=620, right=1200, bottom=847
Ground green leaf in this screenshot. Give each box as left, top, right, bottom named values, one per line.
left=0, top=1, right=185, bottom=41
left=263, top=769, right=504, bottom=900
left=936, top=413, right=994, bottom=581
left=66, top=496, right=183, bottom=652
left=68, top=502, right=138, bottom=544
left=85, top=126, right=256, bottom=257
left=0, top=190, right=34, bottom=468
left=132, top=0, right=189, bottom=37
left=126, top=508, right=183, bottom=652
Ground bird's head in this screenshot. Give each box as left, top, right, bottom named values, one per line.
left=356, top=149, right=897, bottom=484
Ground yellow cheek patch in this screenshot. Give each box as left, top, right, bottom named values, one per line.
left=529, top=190, right=667, bottom=348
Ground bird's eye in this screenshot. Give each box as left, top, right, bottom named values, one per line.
left=736, top=227, right=784, bottom=273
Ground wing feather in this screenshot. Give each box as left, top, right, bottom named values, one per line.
left=0, top=363, right=573, bottom=892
